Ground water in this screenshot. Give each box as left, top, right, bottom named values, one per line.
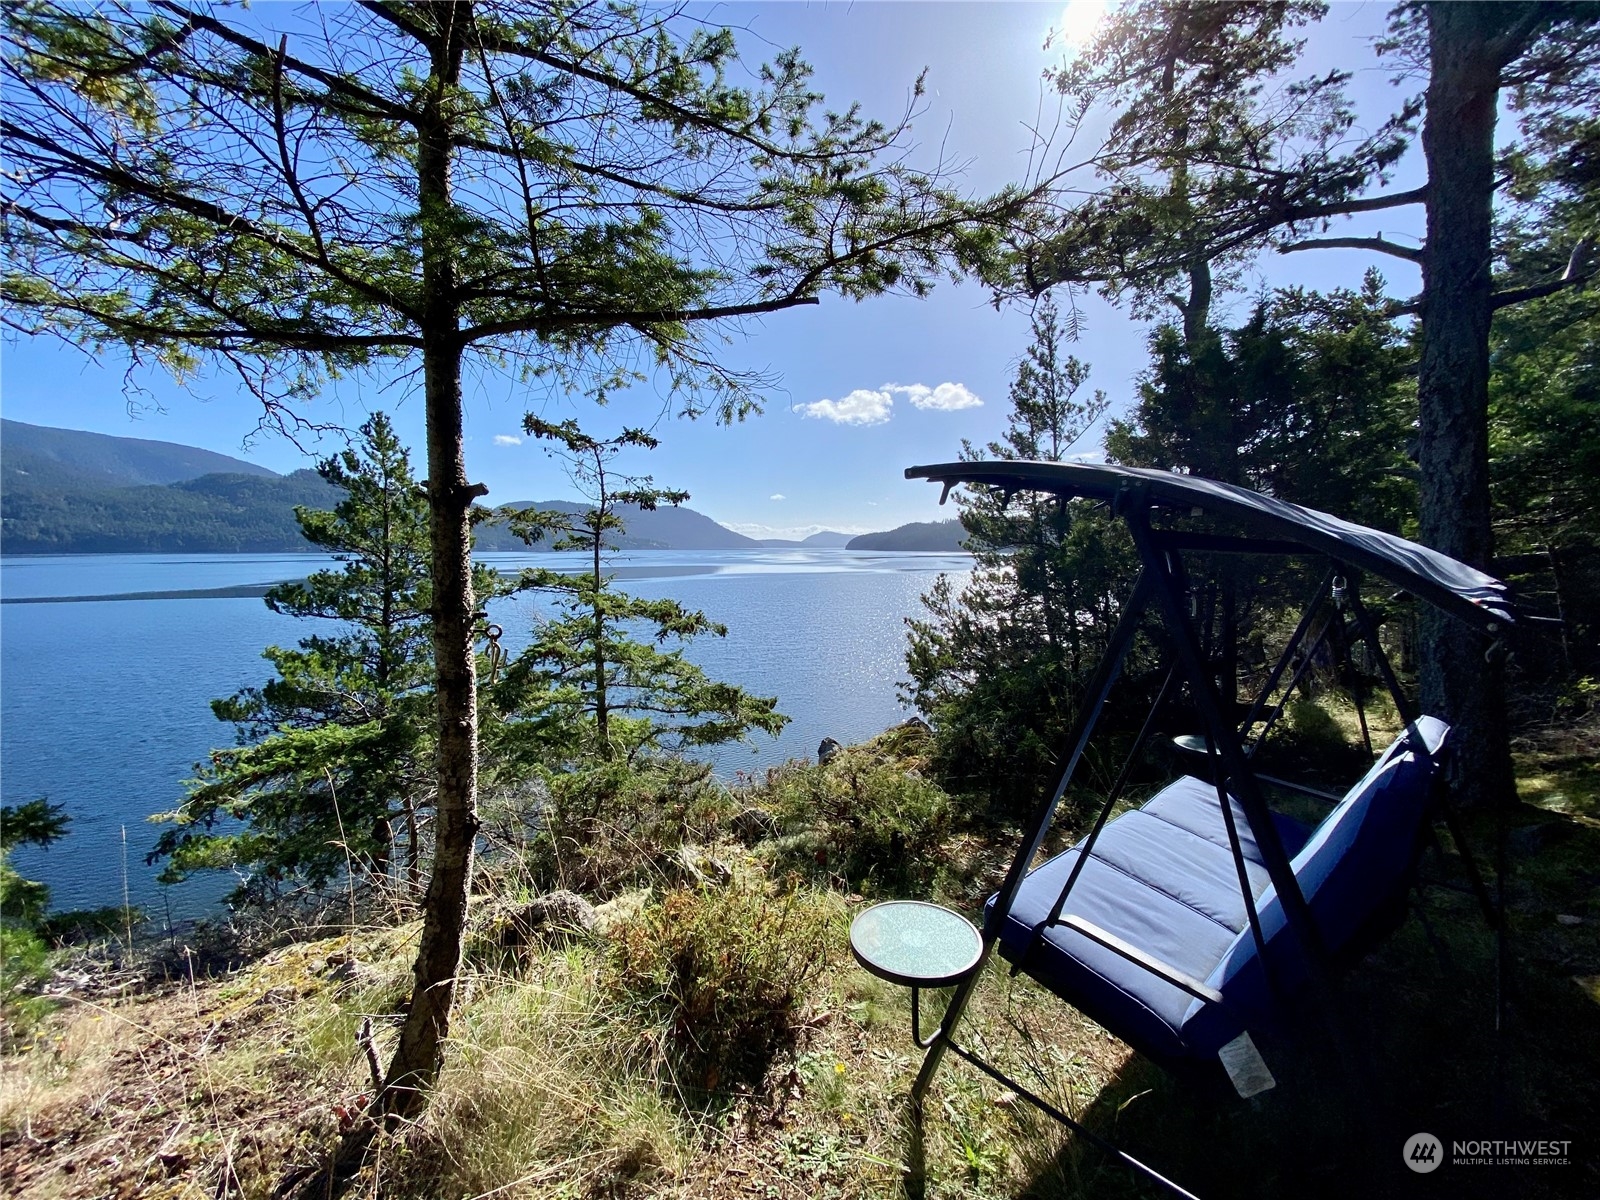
left=1, top=549, right=970, bottom=918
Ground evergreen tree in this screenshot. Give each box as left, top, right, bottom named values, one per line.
left=0, top=800, right=71, bottom=927
left=1108, top=274, right=1416, bottom=530
left=152, top=415, right=493, bottom=903
left=904, top=296, right=1128, bottom=816
left=1009, top=0, right=1600, bottom=807
left=0, top=799, right=71, bottom=1039
left=492, top=419, right=787, bottom=774
left=4, top=2, right=1020, bottom=1110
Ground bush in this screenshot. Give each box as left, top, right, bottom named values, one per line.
left=603, top=880, right=837, bottom=1098
left=516, top=758, right=736, bottom=897
left=0, top=926, right=54, bottom=1045
left=763, top=749, right=951, bottom=893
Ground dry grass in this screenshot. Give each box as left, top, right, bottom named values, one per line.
left=3, top=731, right=1596, bottom=1200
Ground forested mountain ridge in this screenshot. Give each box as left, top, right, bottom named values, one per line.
left=2, top=468, right=343, bottom=554
left=846, top=519, right=966, bottom=551
left=475, top=500, right=764, bottom=552
left=1, top=421, right=902, bottom=554
left=0, top=421, right=776, bottom=553
left=1, top=418, right=277, bottom=489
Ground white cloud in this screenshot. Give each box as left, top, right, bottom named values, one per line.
left=770, top=493, right=786, bottom=501
left=795, top=381, right=980, bottom=426
left=493, top=434, right=522, bottom=446
left=795, top=388, right=893, bottom=426
left=886, top=381, right=982, bottom=412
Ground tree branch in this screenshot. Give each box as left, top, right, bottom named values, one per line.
left=462, top=295, right=819, bottom=343
left=1278, top=236, right=1422, bottom=263
left=154, top=2, right=417, bottom=126
left=1278, top=185, right=1429, bottom=225
left=1, top=122, right=417, bottom=320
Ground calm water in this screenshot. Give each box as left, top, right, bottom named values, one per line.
left=1, top=550, right=970, bottom=917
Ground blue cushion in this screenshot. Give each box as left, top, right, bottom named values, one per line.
left=1181, top=717, right=1450, bottom=1047
left=1141, top=776, right=1312, bottom=864
left=989, top=718, right=1449, bottom=1064
left=986, top=847, right=1239, bottom=1062
left=1079, top=810, right=1275, bottom=932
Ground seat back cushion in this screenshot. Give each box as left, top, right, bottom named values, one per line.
left=1180, top=717, right=1449, bottom=1048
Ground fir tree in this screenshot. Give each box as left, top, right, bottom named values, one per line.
left=904, top=296, right=1127, bottom=815
left=153, top=415, right=496, bottom=903
left=493, top=419, right=787, bottom=773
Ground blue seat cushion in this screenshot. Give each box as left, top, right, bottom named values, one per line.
left=1181, top=717, right=1450, bottom=1047
left=1076, top=810, right=1275, bottom=932
left=987, top=718, right=1448, bottom=1065
left=985, top=843, right=1241, bottom=1063
left=1140, top=776, right=1311, bottom=865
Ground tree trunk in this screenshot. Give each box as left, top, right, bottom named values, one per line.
left=1416, top=2, right=1517, bottom=808
left=381, top=1, right=476, bottom=1119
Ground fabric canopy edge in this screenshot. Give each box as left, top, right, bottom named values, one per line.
left=907, top=460, right=1515, bottom=633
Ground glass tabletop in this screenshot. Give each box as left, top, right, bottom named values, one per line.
left=849, top=901, right=983, bottom=987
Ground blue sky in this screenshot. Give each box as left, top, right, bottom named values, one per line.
left=1, top=2, right=1424, bottom=539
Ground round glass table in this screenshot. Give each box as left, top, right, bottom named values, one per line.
left=849, top=900, right=983, bottom=988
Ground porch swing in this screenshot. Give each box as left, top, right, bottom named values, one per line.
left=846, top=460, right=1515, bottom=1200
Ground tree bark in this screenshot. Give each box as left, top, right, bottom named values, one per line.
left=381, top=0, right=476, bottom=1119
left=1416, top=2, right=1517, bottom=808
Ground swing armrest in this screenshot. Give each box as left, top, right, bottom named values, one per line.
left=1059, top=915, right=1225, bottom=1006
left=1254, top=773, right=1344, bottom=805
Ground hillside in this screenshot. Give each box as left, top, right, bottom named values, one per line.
left=1, top=418, right=276, bottom=490
left=846, top=518, right=966, bottom=552
left=473, top=501, right=763, bottom=551
left=0, top=422, right=779, bottom=554
left=1, top=469, right=341, bottom=554
left=752, top=530, right=855, bottom=548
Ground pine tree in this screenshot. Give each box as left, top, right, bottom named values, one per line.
left=493, top=419, right=787, bottom=772
left=904, top=296, right=1127, bottom=815
left=152, top=415, right=495, bottom=903
left=4, top=2, right=1021, bottom=1110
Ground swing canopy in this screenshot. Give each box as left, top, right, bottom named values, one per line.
left=904, top=460, right=1516, bottom=1082
left=910, top=459, right=1513, bottom=631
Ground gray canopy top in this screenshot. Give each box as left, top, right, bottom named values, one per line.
left=908, top=460, right=1515, bottom=633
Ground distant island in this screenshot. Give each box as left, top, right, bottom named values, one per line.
left=1, top=420, right=959, bottom=555
left=846, top=519, right=966, bottom=552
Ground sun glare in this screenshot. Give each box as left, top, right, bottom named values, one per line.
left=1056, top=0, right=1109, bottom=49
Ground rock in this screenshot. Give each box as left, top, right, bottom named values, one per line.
left=506, top=889, right=598, bottom=946
left=593, top=888, right=652, bottom=934
left=817, top=736, right=843, bottom=764
left=669, top=842, right=733, bottom=886
left=897, top=716, right=932, bottom=734
left=1556, top=914, right=1583, bottom=927
left=731, top=806, right=779, bottom=845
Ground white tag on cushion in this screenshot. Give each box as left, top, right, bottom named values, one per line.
left=1218, top=1031, right=1276, bottom=1098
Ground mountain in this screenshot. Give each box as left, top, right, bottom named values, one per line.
left=2, top=418, right=276, bottom=491
left=1, top=420, right=339, bottom=553
left=1, top=420, right=870, bottom=555
left=474, top=501, right=762, bottom=551
left=2, top=468, right=341, bottom=554
left=751, top=530, right=855, bottom=548
left=846, top=519, right=967, bottom=552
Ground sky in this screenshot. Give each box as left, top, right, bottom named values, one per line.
left=0, top=1, right=1426, bottom=540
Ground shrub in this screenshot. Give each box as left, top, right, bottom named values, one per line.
left=0, top=926, right=54, bottom=1045
left=603, top=879, right=837, bottom=1099
left=765, top=752, right=952, bottom=893
left=517, top=758, right=736, bottom=897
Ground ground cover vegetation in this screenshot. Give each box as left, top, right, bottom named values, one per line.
left=3, top=2, right=1598, bottom=1197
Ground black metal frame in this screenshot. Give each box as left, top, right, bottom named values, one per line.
left=888, top=471, right=1512, bottom=1200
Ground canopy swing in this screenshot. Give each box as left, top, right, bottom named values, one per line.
left=847, top=461, right=1515, bottom=1200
